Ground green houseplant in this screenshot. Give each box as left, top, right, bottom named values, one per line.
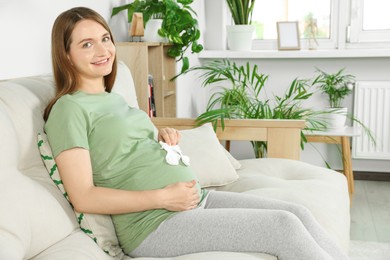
left=112, top=0, right=203, bottom=74
left=314, top=68, right=355, bottom=108
left=183, top=59, right=326, bottom=158
left=314, top=68, right=355, bottom=129
left=226, top=0, right=256, bottom=25
left=225, top=0, right=256, bottom=50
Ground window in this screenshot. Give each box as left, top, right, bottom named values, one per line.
left=349, top=0, right=390, bottom=43
left=251, top=0, right=338, bottom=50
left=203, top=0, right=390, bottom=52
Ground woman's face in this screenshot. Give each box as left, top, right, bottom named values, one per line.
left=68, top=19, right=116, bottom=85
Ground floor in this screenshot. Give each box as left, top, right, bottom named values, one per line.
left=350, top=180, right=390, bottom=243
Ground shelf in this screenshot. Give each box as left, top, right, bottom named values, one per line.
left=116, top=42, right=176, bottom=117
left=164, top=90, right=176, bottom=98
left=198, top=49, right=390, bottom=59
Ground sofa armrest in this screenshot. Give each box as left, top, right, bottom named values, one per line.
left=151, top=118, right=305, bottom=160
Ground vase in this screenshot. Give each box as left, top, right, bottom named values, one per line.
left=143, top=19, right=168, bottom=43
left=226, top=25, right=255, bottom=51
left=325, top=107, right=348, bottom=130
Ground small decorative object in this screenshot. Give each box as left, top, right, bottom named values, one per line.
left=304, top=13, right=319, bottom=50
left=225, top=0, right=256, bottom=51
left=277, top=21, right=301, bottom=50
left=314, top=68, right=355, bottom=129
left=129, top=13, right=144, bottom=42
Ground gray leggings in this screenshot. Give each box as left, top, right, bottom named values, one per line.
left=130, top=191, right=349, bottom=260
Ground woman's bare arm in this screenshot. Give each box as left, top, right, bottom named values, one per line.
left=55, top=148, right=200, bottom=215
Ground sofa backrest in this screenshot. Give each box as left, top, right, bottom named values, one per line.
left=0, top=61, right=138, bottom=259
left=0, top=60, right=138, bottom=171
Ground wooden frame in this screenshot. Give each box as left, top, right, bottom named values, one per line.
left=152, top=118, right=305, bottom=160
left=277, top=21, right=301, bottom=50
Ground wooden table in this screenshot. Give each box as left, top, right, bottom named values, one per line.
left=304, top=127, right=362, bottom=194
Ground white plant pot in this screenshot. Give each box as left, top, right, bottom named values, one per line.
left=226, top=25, right=255, bottom=51
left=325, top=107, right=348, bottom=130
left=144, top=19, right=168, bottom=43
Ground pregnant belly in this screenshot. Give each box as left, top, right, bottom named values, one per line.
left=113, top=144, right=200, bottom=193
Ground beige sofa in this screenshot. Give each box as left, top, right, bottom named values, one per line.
left=0, top=61, right=350, bottom=260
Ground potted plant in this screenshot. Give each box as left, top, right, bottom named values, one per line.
left=182, top=59, right=326, bottom=158
left=314, top=68, right=355, bottom=129
left=225, top=0, right=256, bottom=51
left=112, top=0, right=203, bottom=74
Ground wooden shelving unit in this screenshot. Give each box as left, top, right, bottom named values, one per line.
left=116, top=42, right=176, bottom=117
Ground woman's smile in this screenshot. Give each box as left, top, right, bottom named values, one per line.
left=92, top=58, right=109, bottom=65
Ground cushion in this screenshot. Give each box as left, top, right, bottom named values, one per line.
left=37, top=133, right=124, bottom=259
left=0, top=167, right=76, bottom=260
left=222, top=146, right=242, bottom=170
left=112, top=60, right=138, bottom=109
left=0, top=105, right=19, bottom=168
left=30, top=230, right=114, bottom=260
left=179, top=123, right=240, bottom=187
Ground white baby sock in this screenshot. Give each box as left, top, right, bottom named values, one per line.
left=159, top=141, right=190, bottom=166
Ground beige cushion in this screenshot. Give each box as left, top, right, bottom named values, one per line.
left=30, top=230, right=113, bottom=260
left=179, top=123, right=240, bottom=187
left=37, top=133, right=124, bottom=259
left=223, top=146, right=242, bottom=170
left=112, top=60, right=138, bottom=109
left=0, top=105, right=18, bottom=168
left=0, top=168, right=76, bottom=259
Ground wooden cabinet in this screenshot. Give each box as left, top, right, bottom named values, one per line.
left=116, top=42, right=176, bottom=117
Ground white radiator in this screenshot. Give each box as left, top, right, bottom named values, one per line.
left=353, top=81, right=390, bottom=160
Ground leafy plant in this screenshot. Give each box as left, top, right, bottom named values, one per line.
left=183, top=59, right=326, bottom=158
left=112, top=0, right=203, bottom=74
left=314, top=68, right=355, bottom=108
left=112, top=0, right=163, bottom=22
left=226, top=0, right=256, bottom=25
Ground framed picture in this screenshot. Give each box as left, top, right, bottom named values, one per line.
left=277, top=21, right=301, bottom=50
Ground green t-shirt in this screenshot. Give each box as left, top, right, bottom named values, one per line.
left=45, top=91, right=206, bottom=254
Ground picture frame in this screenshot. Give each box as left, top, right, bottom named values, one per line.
left=277, top=21, right=300, bottom=50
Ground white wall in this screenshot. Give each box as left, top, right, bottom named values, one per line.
left=0, top=0, right=129, bottom=80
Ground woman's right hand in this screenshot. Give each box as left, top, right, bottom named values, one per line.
left=160, top=180, right=200, bottom=211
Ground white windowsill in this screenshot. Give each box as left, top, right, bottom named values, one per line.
left=198, top=49, right=390, bottom=59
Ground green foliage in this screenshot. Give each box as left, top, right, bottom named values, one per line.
left=183, top=59, right=327, bottom=158
left=182, top=60, right=375, bottom=165
left=314, top=68, right=355, bottom=108
left=226, top=0, right=256, bottom=25
left=112, top=0, right=203, bottom=74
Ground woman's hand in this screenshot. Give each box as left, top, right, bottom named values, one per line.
left=160, top=180, right=200, bottom=211
left=158, top=127, right=181, bottom=146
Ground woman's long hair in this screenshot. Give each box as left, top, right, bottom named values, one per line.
left=44, top=7, right=117, bottom=121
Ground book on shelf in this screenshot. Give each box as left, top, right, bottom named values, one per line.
left=148, top=74, right=156, bottom=118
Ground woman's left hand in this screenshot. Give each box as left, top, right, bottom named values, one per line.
left=158, top=127, right=181, bottom=146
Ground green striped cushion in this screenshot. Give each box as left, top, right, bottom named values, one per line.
left=37, top=133, right=124, bottom=258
